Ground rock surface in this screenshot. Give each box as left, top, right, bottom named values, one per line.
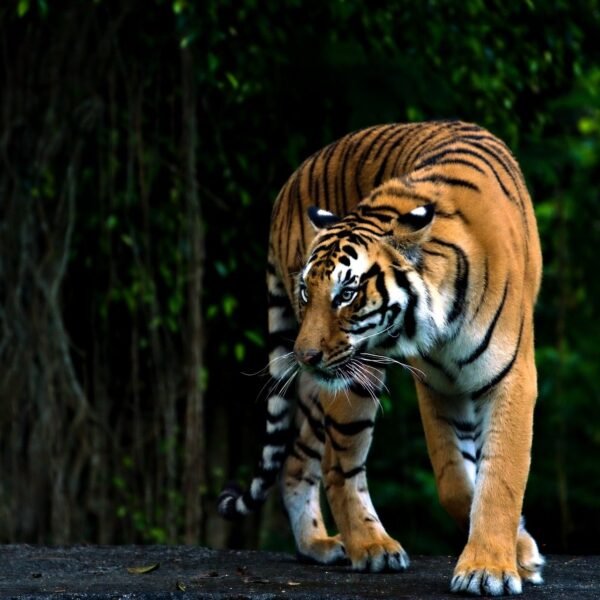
left=0, top=545, right=597, bottom=599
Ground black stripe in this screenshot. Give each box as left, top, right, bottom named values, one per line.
left=403, top=291, right=418, bottom=338
left=415, top=147, right=486, bottom=174
left=264, top=427, right=290, bottom=448
left=457, top=280, right=509, bottom=367
left=296, top=440, right=322, bottom=461
left=340, top=128, right=375, bottom=213
left=241, top=490, right=264, bottom=511
left=326, top=429, right=348, bottom=452
left=358, top=207, right=395, bottom=224
left=331, top=464, right=366, bottom=479
left=342, top=244, right=358, bottom=259
left=325, top=416, right=375, bottom=436
left=308, top=154, right=319, bottom=207
left=354, top=125, right=399, bottom=199
left=434, top=208, right=469, bottom=224
left=372, top=124, right=405, bottom=162
left=429, top=238, right=469, bottom=324
left=276, top=186, right=289, bottom=274
left=371, top=187, right=432, bottom=204
left=360, top=262, right=382, bottom=282
left=266, top=406, right=289, bottom=424
left=411, top=173, right=480, bottom=192
left=343, top=320, right=377, bottom=335
left=374, top=270, right=389, bottom=306
left=297, top=399, right=325, bottom=443
left=371, top=127, right=412, bottom=186
left=259, top=452, right=287, bottom=474
left=471, top=318, right=525, bottom=400
left=341, top=464, right=366, bottom=479
left=321, top=138, right=340, bottom=213
left=402, top=124, right=448, bottom=172
left=451, top=419, right=475, bottom=433
left=461, top=139, right=522, bottom=209
left=461, top=451, right=476, bottom=463
left=420, top=353, right=456, bottom=383
left=471, top=257, right=490, bottom=322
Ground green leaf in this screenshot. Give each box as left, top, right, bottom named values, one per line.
left=17, top=0, right=29, bottom=17
left=225, top=72, right=239, bottom=90
left=222, top=295, right=237, bottom=317
left=244, top=330, right=264, bottom=347
left=106, top=215, right=118, bottom=230
left=234, top=343, right=245, bottom=362
left=172, top=0, right=186, bottom=14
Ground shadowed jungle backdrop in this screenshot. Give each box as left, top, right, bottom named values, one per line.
left=0, top=0, right=599, bottom=557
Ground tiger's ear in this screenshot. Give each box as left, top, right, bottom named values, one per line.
left=307, top=206, right=341, bottom=230
left=398, top=204, right=434, bottom=230
left=387, top=204, right=435, bottom=246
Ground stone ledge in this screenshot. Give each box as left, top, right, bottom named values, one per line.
left=0, top=545, right=596, bottom=599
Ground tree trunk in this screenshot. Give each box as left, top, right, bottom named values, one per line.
left=181, top=44, right=206, bottom=544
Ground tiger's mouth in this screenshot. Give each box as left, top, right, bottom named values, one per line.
left=305, top=360, right=365, bottom=393
left=302, top=348, right=397, bottom=396
left=297, top=361, right=350, bottom=390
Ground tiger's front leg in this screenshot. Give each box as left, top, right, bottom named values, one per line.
left=281, top=372, right=347, bottom=565
left=416, top=368, right=544, bottom=596
left=321, top=378, right=409, bottom=573
left=438, top=343, right=544, bottom=596
left=449, top=353, right=541, bottom=596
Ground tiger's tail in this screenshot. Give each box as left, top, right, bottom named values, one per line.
left=217, top=256, right=298, bottom=519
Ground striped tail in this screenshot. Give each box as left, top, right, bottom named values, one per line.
left=217, top=259, right=298, bottom=519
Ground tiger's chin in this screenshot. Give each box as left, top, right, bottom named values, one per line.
left=306, top=367, right=359, bottom=393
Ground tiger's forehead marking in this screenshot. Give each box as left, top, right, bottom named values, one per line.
left=302, top=243, right=369, bottom=298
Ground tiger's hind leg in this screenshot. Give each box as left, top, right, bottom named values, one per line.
left=282, top=371, right=347, bottom=565
left=415, top=382, right=476, bottom=532
left=517, top=519, right=545, bottom=585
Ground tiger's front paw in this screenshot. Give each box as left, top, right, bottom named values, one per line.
left=451, top=558, right=522, bottom=596
left=297, top=534, right=348, bottom=565
left=348, top=536, right=409, bottom=573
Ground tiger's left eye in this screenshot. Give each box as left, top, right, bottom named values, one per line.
left=339, top=289, right=356, bottom=304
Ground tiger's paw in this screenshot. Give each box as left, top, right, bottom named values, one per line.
left=517, top=529, right=545, bottom=585
left=297, top=534, right=348, bottom=565
left=451, top=563, right=522, bottom=596
left=348, top=536, right=409, bottom=573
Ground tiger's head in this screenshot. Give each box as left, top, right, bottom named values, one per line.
left=293, top=187, right=443, bottom=391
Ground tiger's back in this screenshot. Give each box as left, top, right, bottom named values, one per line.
left=269, top=120, right=541, bottom=307
left=219, top=120, right=544, bottom=597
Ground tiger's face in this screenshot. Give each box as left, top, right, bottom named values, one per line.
left=293, top=204, right=438, bottom=391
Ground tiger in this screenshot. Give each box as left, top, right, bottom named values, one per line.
left=218, top=120, right=545, bottom=596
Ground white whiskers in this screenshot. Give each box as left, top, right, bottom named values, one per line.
left=248, top=351, right=299, bottom=403
left=359, top=352, right=426, bottom=381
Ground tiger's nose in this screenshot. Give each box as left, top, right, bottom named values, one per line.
left=295, top=349, right=323, bottom=366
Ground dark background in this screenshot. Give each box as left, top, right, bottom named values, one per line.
left=0, top=0, right=599, bottom=557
